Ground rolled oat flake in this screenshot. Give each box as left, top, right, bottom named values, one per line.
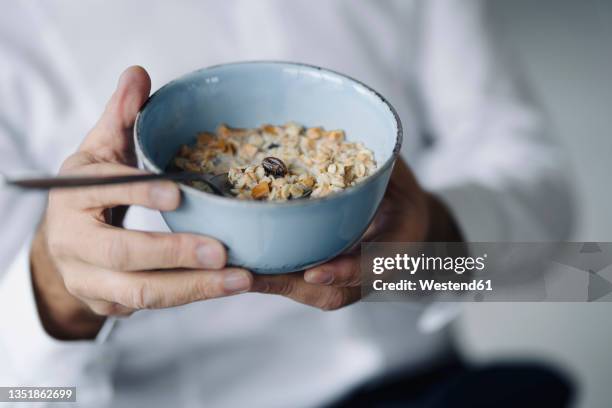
left=262, top=156, right=288, bottom=178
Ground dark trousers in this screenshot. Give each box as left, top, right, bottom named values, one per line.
left=328, top=354, right=574, bottom=408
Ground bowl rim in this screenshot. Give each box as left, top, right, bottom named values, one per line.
left=134, top=60, right=403, bottom=208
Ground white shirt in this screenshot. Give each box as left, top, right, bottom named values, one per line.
left=0, top=1, right=574, bottom=407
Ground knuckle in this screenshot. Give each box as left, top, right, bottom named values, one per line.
left=193, top=277, right=215, bottom=300
left=319, top=289, right=347, bottom=311
left=336, top=261, right=361, bottom=287
left=131, top=282, right=149, bottom=309
left=106, top=236, right=129, bottom=270
left=277, top=277, right=296, bottom=296
left=131, top=281, right=159, bottom=309
left=164, top=234, right=188, bottom=267
left=252, top=278, right=270, bottom=294
left=88, top=186, right=106, bottom=206
left=343, top=269, right=361, bottom=287
left=127, top=182, right=151, bottom=206
left=124, top=183, right=140, bottom=205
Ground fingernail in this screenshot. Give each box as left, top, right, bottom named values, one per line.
left=150, top=184, right=178, bottom=208
left=304, top=269, right=333, bottom=285
left=223, top=271, right=251, bottom=293
left=196, top=244, right=225, bottom=269
left=117, top=70, right=129, bottom=89
left=117, top=67, right=137, bottom=89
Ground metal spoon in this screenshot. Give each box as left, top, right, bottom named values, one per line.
left=1, top=172, right=233, bottom=197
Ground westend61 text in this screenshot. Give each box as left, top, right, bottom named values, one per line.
left=372, top=279, right=493, bottom=292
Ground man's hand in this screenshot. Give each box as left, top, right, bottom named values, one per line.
left=31, top=67, right=254, bottom=340
left=249, top=158, right=463, bottom=310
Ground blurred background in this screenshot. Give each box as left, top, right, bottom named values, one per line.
left=456, top=0, right=612, bottom=407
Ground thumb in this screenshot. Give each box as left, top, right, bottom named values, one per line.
left=80, top=66, right=151, bottom=163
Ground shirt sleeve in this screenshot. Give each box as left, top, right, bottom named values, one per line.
left=414, top=0, right=575, bottom=242
left=0, top=238, right=117, bottom=407
left=0, top=4, right=116, bottom=407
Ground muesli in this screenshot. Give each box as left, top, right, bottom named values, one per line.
left=172, top=123, right=377, bottom=201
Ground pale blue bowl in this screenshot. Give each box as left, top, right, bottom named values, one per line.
left=134, top=62, right=402, bottom=274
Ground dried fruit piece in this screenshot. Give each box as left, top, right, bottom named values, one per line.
left=306, top=127, right=324, bottom=140
left=300, top=175, right=315, bottom=188
left=261, top=124, right=278, bottom=135
left=196, top=132, right=215, bottom=146
left=326, top=129, right=345, bottom=141
left=217, top=124, right=231, bottom=138
left=251, top=181, right=270, bottom=200
left=240, top=143, right=259, bottom=159
left=262, top=157, right=288, bottom=178
left=212, top=139, right=227, bottom=151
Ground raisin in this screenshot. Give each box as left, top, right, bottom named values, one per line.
left=262, top=156, right=288, bottom=178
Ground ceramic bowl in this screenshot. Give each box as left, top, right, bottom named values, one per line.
left=134, top=61, right=402, bottom=274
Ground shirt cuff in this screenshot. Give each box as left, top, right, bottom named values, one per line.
left=431, top=183, right=506, bottom=242
left=417, top=183, right=508, bottom=333
left=0, top=236, right=117, bottom=385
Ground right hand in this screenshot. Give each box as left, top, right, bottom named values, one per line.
left=31, top=66, right=254, bottom=340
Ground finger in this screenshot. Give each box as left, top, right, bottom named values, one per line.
left=303, top=255, right=361, bottom=287
left=74, top=225, right=227, bottom=271
left=251, top=273, right=360, bottom=311
left=87, top=267, right=254, bottom=310
left=80, top=66, right=151, bottom=163
left=57, top=162, right=180, bottom=211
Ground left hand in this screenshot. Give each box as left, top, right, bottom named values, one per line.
left=249, top=158, right=463, bottom=310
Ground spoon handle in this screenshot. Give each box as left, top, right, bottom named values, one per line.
left=1, top=172, right=203, bottom=190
